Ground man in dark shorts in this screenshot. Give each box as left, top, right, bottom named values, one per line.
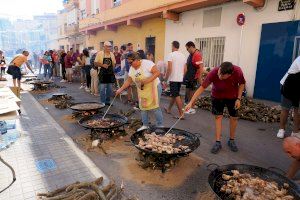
left=185, top=62, right=246, bottom=154
left=184, top=41, right=203, bottom=114
left=164, top=41, right=186, bottom=118
left=8, top=51, right=34, bottom=89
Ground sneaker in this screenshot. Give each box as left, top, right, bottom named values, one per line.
left=277, top=129, right=285, bottom=139
left=60, top=79, right=67, bottom=83
left=94, top=93, right=100, bottom=96
left=137, top=126, right=149, bottom=132
left=85, top=88, right=90, bottom=92
left=185, top=108, right=196, bottom=114
left=79, top=85, right=85, bottom=89
left=211, top=142, right=222, bottom=154
left=133, top=105, right=140, bottom=110
left=227, top=140, right=238, bottom=152
left=193, top=105, right=199, bottom=109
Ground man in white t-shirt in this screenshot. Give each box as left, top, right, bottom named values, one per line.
left=164, top=41, right=186, bottom=118
left=277, top=56, right=300, bottom=139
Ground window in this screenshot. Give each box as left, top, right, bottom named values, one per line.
left=113, top=0, right=121, bottom=7
left=195, top=37, right=225, bottom=69
left=203, top=7, right=222, bottom=28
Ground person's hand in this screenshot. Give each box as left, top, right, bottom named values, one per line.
left=102, top=64, right=108, bottom=68
left=116, top=88, right=122, bottom=96
left=235, top=99, right=241, bottom=110
left=185, top=103, right=193, bottom=113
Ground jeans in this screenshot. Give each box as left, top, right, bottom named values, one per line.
left=99, top=83, right=113, bottom=104
left=140, top=83, right=164, bottom=127
left=44, top=64, right=51, bottom=78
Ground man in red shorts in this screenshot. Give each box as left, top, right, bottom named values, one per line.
left=185, top=62, right=246, bottom=154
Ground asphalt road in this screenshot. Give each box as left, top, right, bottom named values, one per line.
left=29, top=78, right=296, bottom=200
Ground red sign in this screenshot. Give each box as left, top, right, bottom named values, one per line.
left=237, top=13, right=245, bottom=26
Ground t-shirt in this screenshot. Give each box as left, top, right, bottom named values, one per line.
left=11, top=54, right=27, bottom=67
left=128, top=59, right=160, bottom=86
left=280, top=56, right=300, bottom=85
left=202, top=66, right=246, bottom=99
left=114, top=52, right=121, bottom=65
left=192, top=51, right=203, bottom=79
left=64, top=55, right=73, bottom=68
left=167, top=51, right=186, bottom=82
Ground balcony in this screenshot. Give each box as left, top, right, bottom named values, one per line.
left=65, top=24, right=79, bottom=36
left=79, top=0, right=231, bottom=32
left=63, top=0, right=79, bottom=11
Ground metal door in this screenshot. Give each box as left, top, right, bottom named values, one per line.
left=146, top=37, right=155, bottom=61
left=254, top=20, right=300, bottom=102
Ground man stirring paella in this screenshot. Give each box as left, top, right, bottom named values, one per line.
left=116, top=52, right=164, bottom=131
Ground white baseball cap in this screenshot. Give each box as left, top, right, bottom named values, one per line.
left=104, top=41, right=112, bottom=47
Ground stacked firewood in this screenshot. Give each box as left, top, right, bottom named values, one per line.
left=195, top=96, right=281, bottom=123
left=37, top=177, right=138, bottom=200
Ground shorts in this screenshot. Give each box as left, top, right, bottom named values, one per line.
left=281, top=94, right=299, bottom=110
left=169, top=82, right=182, bottom=97
left=9, top=66, right=22, bottom=80
left=185, top=80, right=198, bottom=90
left=212, top=98, right=238, bottom=117
left=66, top=68, right=73, bottom=75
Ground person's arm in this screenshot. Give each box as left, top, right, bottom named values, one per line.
left=142, top=65, right=160, bottom=85
left=185, top=86, right=206, bottom=111
left=25, top=62, right=34, bottom=73
left=165, top=61, right=172, bottom=81
left=197, top=63, right=204, bottom=84
left=235, top=84, right=245, bottom=109
left=287, top=159, right=300, bottom=179
left=78, top=56, right=85, bottom=66
left=116, top=77, right=133, bottom=95
left=184, top=64, right=187, bottom=76
left=95, top=52, right=108, bottom=68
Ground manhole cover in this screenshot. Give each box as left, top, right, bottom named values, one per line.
left=35, top=159, right=57, bottom=173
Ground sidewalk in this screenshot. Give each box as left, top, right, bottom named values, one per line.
left=0, top=91, right=107, bottom=200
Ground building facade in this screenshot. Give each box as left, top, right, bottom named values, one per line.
left=58, top=0, right=85, bottom=52
left=164, top=0, right=300, bottom=101
left=0, top=14, right=58, bottom=57
left=61, top=0, right=299, bottom=102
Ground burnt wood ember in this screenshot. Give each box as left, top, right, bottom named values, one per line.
left=90, top=128, right=126, bottom=141
left=136, top=152, right=180, bottom=173
left=48, top=94, right=74, bottom=109
left=30, top=81, right=65, bottom=91
left=195, top=96, right=281, bottom=123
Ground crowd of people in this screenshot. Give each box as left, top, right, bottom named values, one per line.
left=0, top=39, right=299, bottom=181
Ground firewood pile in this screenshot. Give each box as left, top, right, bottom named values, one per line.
left=37, top=177, right=138, bottom=200
left=195, top=96, right=281, bottom=123
left=48, top=94, right=74, bottom=109
left=135, top=152, right=179, bottom=172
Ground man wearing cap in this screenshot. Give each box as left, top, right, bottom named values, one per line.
left=95, top=41, right=116, bottom=105
left=7, top=50, right=34, bottom=89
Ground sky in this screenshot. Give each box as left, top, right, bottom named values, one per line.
left=0, top=0, right=63, bottom=20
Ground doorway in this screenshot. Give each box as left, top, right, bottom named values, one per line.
left=146, top=37, right=155, bottom=61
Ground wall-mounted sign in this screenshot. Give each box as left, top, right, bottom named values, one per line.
left=237, top=13, right=245, bottom=26
left=278, top=0, right=295, bottom=11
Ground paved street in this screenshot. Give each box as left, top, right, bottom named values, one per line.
left=0, top=88, right=107, bottom=200
left=23, top=78, right=297, bottom=200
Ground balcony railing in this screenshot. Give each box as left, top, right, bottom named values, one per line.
left=65, top=24, right=79, bottom=35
